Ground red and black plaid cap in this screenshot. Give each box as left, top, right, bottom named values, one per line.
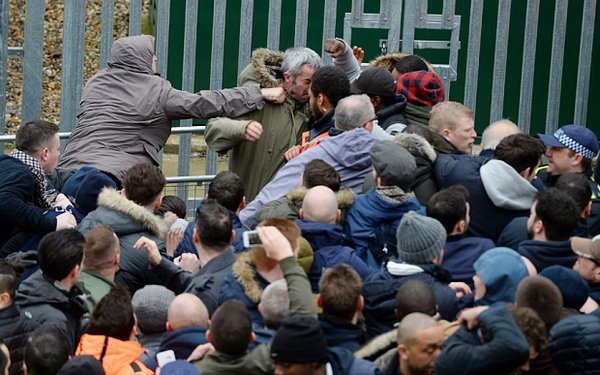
left=396, top=70, right=445, bottom=107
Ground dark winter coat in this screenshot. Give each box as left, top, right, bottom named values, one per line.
left=0, top=304, right=39, bottom=375
left=442, top=235, right=494, bottom=286
left=143, top=326, right=208, bottom=371
left=548, top=313, right=600, bottom=374
left=319, top=314, right=368, bottom=352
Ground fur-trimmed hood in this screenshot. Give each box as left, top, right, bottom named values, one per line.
left=394, top=132, right=437, bottom=163
left=232, top=252, right=264, bottom=304
left=287, top=187, right=356, bottom=208
left=369, top=53, right=435, bottom=72
left=95, top=188, right=168, bottom=238
left=242, top=48, right=285, bottom=88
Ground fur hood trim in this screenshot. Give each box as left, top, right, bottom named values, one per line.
left=394, top=132, right=437, bottom=162
left=96, top=188, right=168, bottom=238
left=355, top=329, right=397, bottom=359
left=369, top=53, right=435, bottom=73
left=287, top=187, right=356, bottom=208
left=232, top=252, right=263, bottom=303
left=250, top=48, right=285, bottom=88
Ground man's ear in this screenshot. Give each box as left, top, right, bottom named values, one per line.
left=193, top=227, right=200, bottom=245
left=258, top=303, right=262, bottom=314
left=299, top=209, right=305, bottom=220
left=518, top=167, right=532, bottom=180
left=454, top=219, right=466, bottom=234
left=249, top=332, right=256, bottom=344
left=398, top=344, right=409, bottom=361
left=205, top=329, right=212, bottom=343
left=283, top=71, right=292, bottom=85
left=39, top=146, right=49, bottom=164
left=593, top=267, right=600, bottom=283
left=0, top=292, right=11, bottom=309
left=357, top=295, right=364, bottom=312
left=583, top=201, right=593, bottom=219
left=441, top=128, right=451, bottom=138
left=316, top=293, right=323, bottom=308
left=335, top=209, right=341, bottom=224
left=317, top=93, right=325, bottom=108
left=230, top=230, right=235, bottom=244
left=166, top=322, right=172, bottom=332
left=239, top=196, right=246, bottom=210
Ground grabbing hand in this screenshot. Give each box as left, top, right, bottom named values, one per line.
left=56, top=212, right=77, bottom=230
left=352, top=45, right=365, bottom=65
left=256, top=226, right=294, bottom=262
left=244, top=121, right=263, bottom=142
left=324, top=38, right=346, bottom=58
left=187, top=343, right=215, bottom=362
left=261, top=87, right=285, bottom=104
left=133, top=236, right=162, bottom=267
left=175, top=253, right=200, bottom=273
left=165, top=228, right=183, bottom=257
left=53, top=193, right=73, bottom=209
left=448, top=282, right=472, bottom=298
left=283, top=145, right=303, bottom=161
left=458, top=306, right=489, bottom=330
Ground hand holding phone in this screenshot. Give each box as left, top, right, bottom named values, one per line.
left=243, top=231, right=262, bottom=248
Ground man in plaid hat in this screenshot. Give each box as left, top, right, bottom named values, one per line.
left=537, top=124, right=600, bottom=235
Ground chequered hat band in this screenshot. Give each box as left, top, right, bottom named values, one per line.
left=554, top=129, right=597, bottom=159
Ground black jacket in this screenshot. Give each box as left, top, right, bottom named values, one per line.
left=0, top=155, right=56, bottom=256
left=151, top=250, right=236, bottom=316
left=15, top=271, right=87, bottom=354
left=0, top=304, right=39, bottom=375
left=548, top=313, right=600, bottom=374
left=319, top=314, right=368, bottom=352
left=435, top=306, right=530, bottom=374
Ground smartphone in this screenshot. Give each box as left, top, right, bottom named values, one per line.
left=243, top=231, right=262, bottom=248
left=156, top=350, right=176, bottom=368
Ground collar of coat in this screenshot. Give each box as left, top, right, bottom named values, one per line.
left=250, top=48, right=285, bottom=88
left=287, top=187, right=356, bottom=208
left=232, top=252, right=264, bottom=304
left=96, top=188, right=168, bottom=238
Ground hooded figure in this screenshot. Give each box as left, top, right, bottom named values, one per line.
left=473, top=247, right=529, bottom=306
left=59, top=35, right=266, bottom=183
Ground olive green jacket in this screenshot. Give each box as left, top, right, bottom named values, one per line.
left=205, top=49, right=310, bottom=201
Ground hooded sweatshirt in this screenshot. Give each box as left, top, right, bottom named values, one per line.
left=240, top=127, right=376, bottom=228
left=59, top=35, right=264, bottom=182
left=473, top=248, right=529, bottom=306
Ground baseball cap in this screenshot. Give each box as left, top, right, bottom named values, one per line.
left=538, top=125, right=599, bottom=160
left=350, top=67, right=396, bottom=98
left=571, top=234, right=600, bottom=262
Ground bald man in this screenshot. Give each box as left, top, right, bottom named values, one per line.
left=480, top=120, right=521, bottom=158
left=391, top=312, right=444, bottom=375
left=297, top=186, right=375, bottom=292
left=143, top=293, right=209, bottom=371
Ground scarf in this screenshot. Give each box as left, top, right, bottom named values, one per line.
left=10, top=149, right=52, bottom=210
left=375, top=186, right=415, bottom=204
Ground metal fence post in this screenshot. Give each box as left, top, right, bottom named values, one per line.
left=129, top=0, right=142, bottom=36
left=99, top=0, right=115, bottom=69
left=59, top=0, right=86, bottom=134
left=294, top=0, right=309, bottom=47
left=21, top=0, right=44, bottom=124
left=574, top=0, right=596, bottom=126
left=545, top=0, right=568, bottom=134
left=489, top=0, right=511, bottom=123
left=463, top=0, right=483, bottom=113
left=0, top=0, right=8, bottom=143
left=267, top=0, right=282, bottom=51
left=518, top=0, right=540, bottom=133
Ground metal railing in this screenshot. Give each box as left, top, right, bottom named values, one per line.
left=1, top=0, right=597, bottom=212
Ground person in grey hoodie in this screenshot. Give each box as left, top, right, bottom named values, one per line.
left=58, top=35, right=284, bottom=184
left=434, top=133, right=545, bottom=242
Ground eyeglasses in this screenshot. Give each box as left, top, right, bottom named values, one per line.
left=362, top=117, right=378, bottom=128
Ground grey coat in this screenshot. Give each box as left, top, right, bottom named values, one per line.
left=59, top=35, right=265, bottom=182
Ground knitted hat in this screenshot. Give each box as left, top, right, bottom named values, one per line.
left=396, top=70, right=445, bottom=107
left=270, top=316, right=328, bottom=364
left=57, top=355, right=105, bottom=375
left=540, top=265, right=590, bottom=310
left=350, top=67, right=396, bottom=99
left=63, top=166, right=117, bottom=220
left=131, top=285, right=175, bottom=334
left=396, top=211, right=446, bottom=264
left=370, top=141, right=417, bottom=190
left=161, top=360, right=201, bottom=375
left=538, top=124, right=599, bottom=160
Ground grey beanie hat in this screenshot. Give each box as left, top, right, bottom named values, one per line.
left=131, top=285, right=175, bottom=334
left=396, top=211, right=446, bottom=263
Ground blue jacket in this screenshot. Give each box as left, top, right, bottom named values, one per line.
left=498, top=216, right=590, bottom=250
left=344, top=188, right=425, bottom=266
left=434, top=155, right=534, bottom=242
left=175, top=200, right=246, bottom=258
left=143, top=326, right=208, bottom=371
left=297, top=220, right=375, bottom=292
left=327, top=346, right=381, bottom=375
left=517, top=239, right=576, bottom=272
left=362, top=261, right=458, bottom=338
left=442, top=235, right=494, bottom=286
left=241, top=127, right=377, bottom=228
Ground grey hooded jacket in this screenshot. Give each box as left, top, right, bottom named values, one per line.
left=59, top=35, right=265, bottom=182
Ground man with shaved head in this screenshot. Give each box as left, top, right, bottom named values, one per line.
left=297, top=186, right=374, bottom=292
left=143, top=293, right=209, bottom=371
left=376, top=312, right=444, bottom=375
left=479, top=119, right=521, bottom=158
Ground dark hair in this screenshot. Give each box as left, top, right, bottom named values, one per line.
left=207, top=171, right=244, bottom=212
left=394, top=55, right=428, bottom=75
left=303, top=159, right=340, bottom=191
left=195, top=201, right=232, bottom=250
left=83, top=226, right=119, bottom=271
left=123, top=163, right=166, bottom=206
left=556, top=173, right=592, bottom=213
left=427, top=185, right=470, bottom=234
left=15, top=120, right=59, bottom=154
left=515, top=276, right=564, bottom=333
left=493, top=134, right=545, bottom=174
left=37, top=229, right=85, bottom=281
left=0, top=340, right=8, bottom=375
left=24, top=326, right=69, bottom=375
left=395, top=279, right=437, bottom=321
left=88, top=285, right=135, bottom=341
left=310, top=66, right=351, bottom=107
left=507, top=304, right=548, bottom=353
left=534, top=188, right=580, bottom=241
left=156, top=195, right=187, bottom=218
left=318, top=264, right=362, bottom=321
left=0, top=260, right=16, bottom=300
left=210, top=300, right=252, bottom=355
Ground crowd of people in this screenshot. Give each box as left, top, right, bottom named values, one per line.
left=1, top=34, right=599, bottom=375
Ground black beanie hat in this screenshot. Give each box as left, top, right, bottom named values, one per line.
left=270, top=316, right=328, bottom=364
